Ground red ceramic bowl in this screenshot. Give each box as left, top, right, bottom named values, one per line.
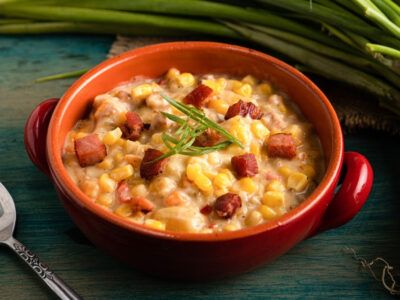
left=24, top=42, right=373, bottom=279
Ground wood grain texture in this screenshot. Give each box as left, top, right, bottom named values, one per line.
left=0, top=35, right=399, bottom=300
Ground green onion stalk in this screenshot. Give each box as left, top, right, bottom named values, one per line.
left=224, top=22, right=400, bottom=114
left=1, top=0, right=400, bottom=116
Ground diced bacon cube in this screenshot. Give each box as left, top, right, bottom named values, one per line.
left=246, top=102, right=264, bottom=120
left=231, top=153, right=258, bottom=177
left=130, top=196, right=154, bottom=213
left=267, top=133, right=296, bottom=159
left=193, top=128, right=221, bottom=147
left=183, top=84, right=213, bottom=109
left=224, top=100, right=248, bottom=120
left=140, top=148, right=169, bottom=180
left=117, top=181, right=154, bottom=212
left=214, top=193, right=242, bottom=218
left=225, top=100, right=263, bottom=120
left=74, top=134, right=107, bottom=167
left=120, top=111, right=144, bottom=141
left=117, top=180, right=131, bottom=203
left=200, top=204, right=213, bottom=215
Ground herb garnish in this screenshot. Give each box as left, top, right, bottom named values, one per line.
left=148, top=93, right=244, bottom=163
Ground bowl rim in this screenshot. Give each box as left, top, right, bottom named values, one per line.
left=47, top=41, right=343, bottom=242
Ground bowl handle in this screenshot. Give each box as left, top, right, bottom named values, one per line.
left=307, top=152, right=373, bottom=238
left=24, top=98, right=59, bottom=179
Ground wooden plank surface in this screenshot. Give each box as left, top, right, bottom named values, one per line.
left=0, top=35, right=399, bottom=299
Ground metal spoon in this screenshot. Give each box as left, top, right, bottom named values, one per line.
left=0, top=182, right=82, bottom=300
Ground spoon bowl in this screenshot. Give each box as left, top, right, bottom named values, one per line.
left=0, top=183, right=16, bottom=242
left=0, top=182, right=81, bottom=300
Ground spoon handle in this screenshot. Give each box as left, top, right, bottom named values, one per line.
left=3, top=236, right=82, bottom=300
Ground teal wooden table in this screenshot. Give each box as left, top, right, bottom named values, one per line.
left=1, top=35, right=399, bottom=299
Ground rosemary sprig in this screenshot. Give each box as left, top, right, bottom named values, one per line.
left=159, top=93, right=244, bottom=148
left=147, top=93, right=243, bottom=163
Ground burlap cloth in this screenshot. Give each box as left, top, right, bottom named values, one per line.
left=108, top=36, right=400, bottom=136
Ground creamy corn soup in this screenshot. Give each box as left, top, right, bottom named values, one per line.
left=63, top=68, right=324, bottom=233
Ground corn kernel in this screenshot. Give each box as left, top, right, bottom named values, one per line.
left=275, top=207, right=286, bottom=217
left=75, top=132, right=88, bottom=139
left=98, top=173, right=116, bottom=193
left=214, top=187, right=229, bottom=198
left=213, top=173, right=232, bottom=189
left=186, top=163, right=213, bottom=192
left=177, top=73, right=195, bottom=87
left=144, top=219, right=166, bottom=231
left=120, top=139, right=139, bottom=153
left=188, top=157, right=209, bottom=168
left=130, top=184, right=148, bottom=197
left=202, top=78, right=226, bottom=93
left=287, top=172, right=308, bottom=192
left=284, top=124, right=302, bottom=139
left=65, top=156, right=78, bottom=167
left=234, top=83, right=252, bottom=97
left=194, top=174, right=213, bottom=192
left=110, top=164, right=134, bottom=181
left=81, top=180, right=99, bottom=199
left=216, top=78, right=226, bottom=91
left=246, top=210, right=263, bottom=226
left=226, top=144, right=246, bottom=155
left=230, top=80, right=242, bottom=90
left=114, top=151, right=125, bottom=164
left=114, top=204, right=132, bottom=218
left=127, top=211, right=145, bottom=224
left=250, top=142, right=261, bottom=158
left=219, top=169, right=235, bottom=181
left=203, top=170, right=217, bottom=179
left=251, top=121, right=270, bottom=140
left=127, top=177, right=145, bottom=186
left=171, top=106, right=185, bottom=116
left=157, top=144, right=168, bottom=153
left=115, top=138, right=126, bottom=147
left=97, top=194, right=113, bottom=208
left=151, top=132, right=163, bottom=145
left=224, top=224, right=239, bottom=232
left=278, top=166, right=294, bottom=178
left=208, top=98, right=229, bottom=114
left=278, top=103, right=287, bottom=113
left=258, top=205, right=277, bottom=220
left=166, top=68, right=179, bottom=79
left=131, top=84, right=153, bottom=100
left=69, top=131, right=78, bottom=140
left=270, top=129, right=282, bottom=135
left=151, top=81, right=160, bottom=92
left=239, top=177, right=257, bottom=194
left=124, top=154, right=141, bottom=168
left=242, top=75, right=258, bottom=85
left=207, top=152, right=221, bottom=165
left=97, top=157, right=113, bottom=170
left=230, top=122, right=250, bottom=145
left=103, top=127, right=123, bottom=146
left=266, top=180, right=285, bottom=192
left=262, top=191, right=284, bottom=207
left=64, top=145, right=74, bottom=153
left=186, top=163, right=202, bottom=181
left=117, top=113, right=127, bottom=126
left=299, top=164, right=316, bottom=179
left=258, top=83, right=273, bottom=95
left=199, top=228, right=213, bottom=234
